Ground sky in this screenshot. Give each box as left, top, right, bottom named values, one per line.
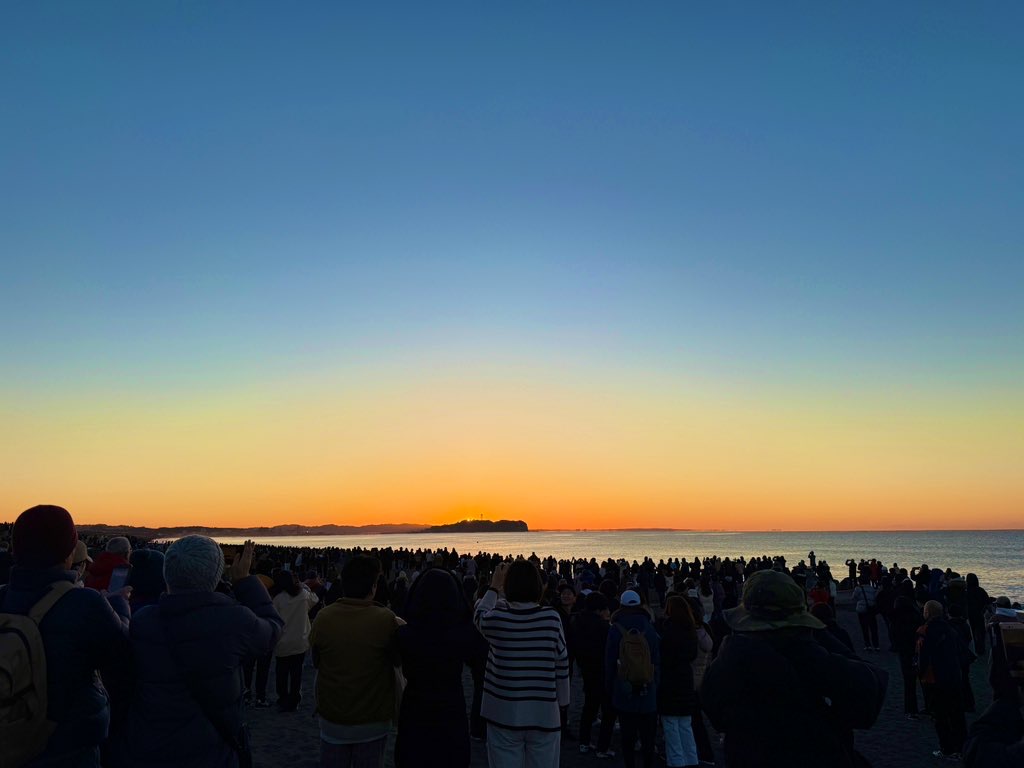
left=2, top=3, right=1022, bottom=531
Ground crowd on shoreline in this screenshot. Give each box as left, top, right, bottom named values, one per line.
left=1, top=508, right=1022, bottom=768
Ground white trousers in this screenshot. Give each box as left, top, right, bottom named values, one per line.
left=485, top=724, right=561, bottom=768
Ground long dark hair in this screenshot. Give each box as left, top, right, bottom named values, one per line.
left=272, top=569, right=300, bottom=597
left=665, top=595, right=696, bottom=630
left=404, top=569, right=471, bottom=628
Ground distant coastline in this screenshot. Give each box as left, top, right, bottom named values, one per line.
left=74, top=519, right=529, bottom=540
left=43, top=523, right=1024, bottom=541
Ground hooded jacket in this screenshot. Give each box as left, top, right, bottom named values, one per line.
left=702, top=627, right=888, bottom=768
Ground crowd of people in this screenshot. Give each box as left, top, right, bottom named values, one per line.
left=1, top=506, right=1022, bottom=768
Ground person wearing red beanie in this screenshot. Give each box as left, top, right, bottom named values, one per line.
left=0, top=505, right=130, bottom=766
left=12, top=504, right=79, bottom=569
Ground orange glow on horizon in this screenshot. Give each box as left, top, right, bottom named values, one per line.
left=3, top=366, right=1021, bottom=531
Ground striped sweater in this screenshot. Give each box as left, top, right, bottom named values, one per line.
left=474, top=588, right=570, bottom=731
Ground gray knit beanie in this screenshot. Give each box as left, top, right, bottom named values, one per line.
left=164, top=535, right=224, bottom=593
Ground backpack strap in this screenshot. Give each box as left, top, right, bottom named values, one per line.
left=28, top=581, right=75, bottom=624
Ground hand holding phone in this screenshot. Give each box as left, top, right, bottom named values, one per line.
left=108, top=565, right=130, bottom=593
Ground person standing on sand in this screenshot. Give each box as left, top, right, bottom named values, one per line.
left=964, top=573, right=990, bottom=655
left=310, top=555, right=401, bottom=768
left=701, top=570, right=888, bottom=768
left=1, top=505, right=130, bottom=768
left=271, top=569, right=319, bottom=712
left=657, top=595, right=699, bottom=768
left=112, top=536, right=282, bottom=768
left=853, top=576, right=881, bottom=651
left=394, top=569, right=487, bottom=768
left=607, top=590, right=661, bottom=768
left=890, top=580, right=925, bottom=719
left=916, top=600, right=972, bottom=761
left=475, top=559, right=569, bottom=768
left=572, top=592, right=617, bottom=756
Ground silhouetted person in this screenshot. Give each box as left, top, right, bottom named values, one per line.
left=702, top=570, right=888, bottom=767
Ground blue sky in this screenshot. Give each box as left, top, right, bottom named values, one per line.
left=2, top=2, right=1022, bottom=395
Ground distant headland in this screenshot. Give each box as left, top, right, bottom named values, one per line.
left=73, top=519, right=529, bottom=540
left=422, top=519, right=529, bottom=533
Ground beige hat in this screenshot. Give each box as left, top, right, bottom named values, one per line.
left=72, top=540, right=93, bottom=565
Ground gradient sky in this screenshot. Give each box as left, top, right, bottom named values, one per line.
left=2, top=3, right=1022, bottom=530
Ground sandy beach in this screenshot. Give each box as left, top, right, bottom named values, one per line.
left=247, top=592, right=993, bottom=768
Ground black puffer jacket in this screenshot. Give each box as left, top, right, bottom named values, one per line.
left=657, top=618, right=698, bottom=716
left=112, top=576, right=283, bottom=768
left=702, top=627, right=888, bottom=768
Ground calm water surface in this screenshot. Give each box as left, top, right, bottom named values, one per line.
left=207, top=530, right=1024, bottom=600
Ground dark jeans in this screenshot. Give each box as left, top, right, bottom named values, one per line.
left=275, top=652, right=305, bottom=710
left=926, top=684, right=966, bottom=755
left=857, top=611, right=879, bottom=648
left=619, top=711, right=657, bottom=768
left=470, top=664, right=486, bottom=740
left=897, top=651, right=919, bottom=714
left=578, top=668, right=615, bottom=749
left=243, top=652, right=272, bottom=700
left=320, top=737, right=386, bottom=768
left=691, top=704, right=714, bottom=762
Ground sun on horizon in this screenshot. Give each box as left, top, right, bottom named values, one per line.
left=2, top=5, right=1021, bottom=534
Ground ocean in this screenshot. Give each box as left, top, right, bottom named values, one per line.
left=205, top=529, right=1024, bottom=600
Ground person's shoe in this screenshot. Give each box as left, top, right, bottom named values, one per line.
left=905, top=713, right=920, bottom=720
left=254, top=698, right=270, bottom=708
left=863, top=646, right=871, bottom=652
left=578, top=744, right=591, bottom=754
left=243, top=689, right=252, bottom=705
left=595, top=750, right=615, bottom=759
left=946, top=753, right=962, bottom=762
